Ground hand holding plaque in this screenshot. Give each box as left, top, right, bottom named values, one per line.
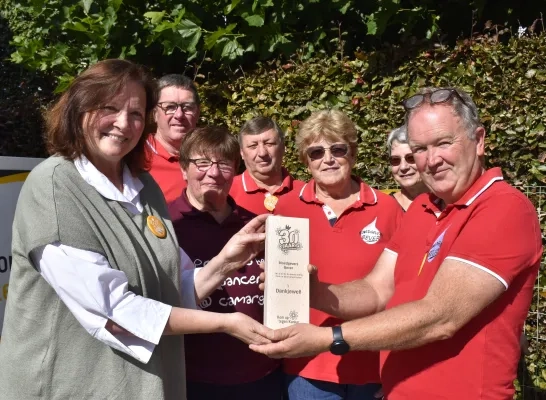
left=263, top=216, right=310, bottom=329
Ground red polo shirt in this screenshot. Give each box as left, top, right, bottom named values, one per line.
left=146, top=135, right=186, bottom=203
left=381, top=168, right=542, bottom=400
left=276, top=177, right=403, bottom=384
left=230, top=169, right=305, bottom=215
left=168, top=191, right=279, bottom=385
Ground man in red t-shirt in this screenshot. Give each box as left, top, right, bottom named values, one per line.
left=147, top=74, right=200, bottom=203
left=230, top=116, right=304, bottom=215
left=251, top=87, right=542, bottom=400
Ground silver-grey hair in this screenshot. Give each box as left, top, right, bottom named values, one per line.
left=405, top=87, right=482, bottom=139
left=156, top=74, right=200, bottom=105
left=387, top=125, right=408, bottom=153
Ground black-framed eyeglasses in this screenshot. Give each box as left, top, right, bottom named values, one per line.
left=306, top=144, right=349, bottom=161
left=188, top=158, right=234, bottom=172
left=402, top=88, right=470, bottom=111
left=157, top=102, right=198, bottom=115
left=390, top=153, right=415, bottom=167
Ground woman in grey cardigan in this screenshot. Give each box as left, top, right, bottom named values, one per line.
left=0, top=59, right=271, bottom=400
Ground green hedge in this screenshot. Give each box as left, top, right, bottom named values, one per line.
left=196, top=33, right=546, bottom=394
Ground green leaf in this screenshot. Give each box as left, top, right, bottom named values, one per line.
left=177, top=19, right=200, bottom=37
left=221, top=39, right=244, bottom=60
left=81, top=0, right=92, bottom=14
left=225, top=0, right=241, bottom=15
left=144, top=11, right=165, bottom=24
left=225, top=23, right=237, bottom=33
left=64, top=21, right=88, bottom=32
left=109, top=0, right=122, bottom=12
left=205, top=29, right=227, bottom=50
left=245, top=15, right=264, bottom=27
left=365, top=15, right=378, bottom=35
left=339, top=1, right=351, bottom=15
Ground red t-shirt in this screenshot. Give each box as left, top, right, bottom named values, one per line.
left=168, top=191, right=279, bottom=385
left=230, top=169, right=305, bottom=215
left=147, top=135, right=186, bottom=204
left=277, top=177, right=403, bottom=384
left=382, top=168, right=542, bottom=400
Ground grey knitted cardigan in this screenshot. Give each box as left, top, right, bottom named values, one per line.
left=0, top=156, right=186, bottom=399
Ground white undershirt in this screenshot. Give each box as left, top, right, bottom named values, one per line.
left=33, top=156, right=200, bottom=364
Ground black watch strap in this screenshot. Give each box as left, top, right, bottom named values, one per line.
left=332, top=325, right=344, bottom=342
left=330, top=325, right=350, bottom=355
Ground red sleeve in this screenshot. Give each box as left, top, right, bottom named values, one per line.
left=447, top=193, right=542, bottom=287
left=385, top=202, right=416, bottom=254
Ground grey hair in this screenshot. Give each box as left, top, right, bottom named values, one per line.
left=156, top=74, right=200, bottom=105
left=405, top=87, right=482, bottom=139
left=238, top=116, right=285, bottom=145
left=386, top=125, right=408, bottom=153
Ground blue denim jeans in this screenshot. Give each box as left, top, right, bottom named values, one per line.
left=285, top=374, right=381, bottom=400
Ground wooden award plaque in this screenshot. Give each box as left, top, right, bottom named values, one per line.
left=263, top=215, right=310, bottom=329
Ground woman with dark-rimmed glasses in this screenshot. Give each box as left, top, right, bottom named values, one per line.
left=386, top=125, right=428, bottom=211
left=273, top=109, right=403, bottom=400
left=168, top=126, right=283, bottom=400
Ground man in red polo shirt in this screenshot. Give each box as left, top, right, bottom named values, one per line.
left=147, top=74, right=200, bottom=203
left=251, top=87, right=542, bottom=400
left=230, top=116, right=304, bottom=214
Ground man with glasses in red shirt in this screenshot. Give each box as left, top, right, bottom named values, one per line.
left=252, top=87, right=542, bottom=400
left=147, top=74, right=200, bottom=203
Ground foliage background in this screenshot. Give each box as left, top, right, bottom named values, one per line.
left=1, top=0, right=546, bottom=397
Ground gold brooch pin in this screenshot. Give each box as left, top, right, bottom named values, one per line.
left=147, top=215, right=167, bottom=238
left=264, top=195, right=279, bottom=212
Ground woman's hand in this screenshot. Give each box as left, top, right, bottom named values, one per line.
left=223, top=312, right=273, bottom=345
left=216, top=214, right=268, bottom=274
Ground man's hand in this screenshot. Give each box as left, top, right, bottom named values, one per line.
left=258, top=263, right=318, bottom=292
left=249, top=323, right=331, bottom=358
left=223, top=312, right=273, bottom=345
left=217, top=214, right=268, bottom=274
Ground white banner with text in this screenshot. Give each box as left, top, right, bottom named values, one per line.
left=0, top=157, right=43, bottom=332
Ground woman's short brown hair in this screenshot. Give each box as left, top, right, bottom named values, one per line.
left=179, top=126, right=240, bottom=171
left=45, top=59, right=157, bottom=173
left=296, top=109, right=358, bottom=164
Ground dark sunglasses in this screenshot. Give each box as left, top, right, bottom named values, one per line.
left=306, top=144, right=349, bottom=160
left=402, top=88, right=470, bottom=110
left=390, top=154, right=415, bottom=166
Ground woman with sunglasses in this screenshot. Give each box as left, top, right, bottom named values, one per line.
left=274, top=109, right=403, bottom=400
left=386, top=125, right=428, bottom=211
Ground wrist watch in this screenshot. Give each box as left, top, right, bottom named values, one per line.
left=330, top=325, right=350, bottom=355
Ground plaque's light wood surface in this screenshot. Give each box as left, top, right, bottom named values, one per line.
left=264, top=216, right=310, bottom=329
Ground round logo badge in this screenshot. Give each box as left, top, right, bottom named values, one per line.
left=147, top=215, right=167, bottom=238
left=264, top=195, right=279, bottom=212
left=360, top=218, right=381, bottom=244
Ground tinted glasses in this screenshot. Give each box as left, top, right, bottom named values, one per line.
left=306, top=144, right=349, bottom=161
left=390, top=153, right=415, bottom=167
left=402, top=88, right=470, bottom=111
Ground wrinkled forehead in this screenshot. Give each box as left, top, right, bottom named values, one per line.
left=241, top=128, right=282, bottom=143
left=158, top=86, right=197, bottom=103
left=407, top=104, right=463, bottom=138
